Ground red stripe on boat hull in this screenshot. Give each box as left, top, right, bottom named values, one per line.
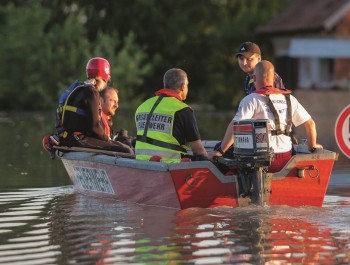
left=269, top=159, right=335, bottom=207
left=170, top=168, right=239, bottom=209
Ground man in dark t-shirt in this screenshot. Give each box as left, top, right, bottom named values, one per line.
left=135, top=68, right=208, bottom=162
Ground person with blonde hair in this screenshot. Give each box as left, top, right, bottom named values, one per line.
left=43, top=57, right=133, bottom=155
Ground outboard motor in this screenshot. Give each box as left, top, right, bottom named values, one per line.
left=233, top=119, right=274, bottom=205
left=218, top=119, right=274, bottom=206
left=233, top=119, right=273, bottom=168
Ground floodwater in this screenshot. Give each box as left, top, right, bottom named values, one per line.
left=0, top=112, right=350, bottom=265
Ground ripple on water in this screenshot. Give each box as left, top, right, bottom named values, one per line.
left=0, top=186, right=349, bottom=264
left=0, top=187, right=73, bottom=265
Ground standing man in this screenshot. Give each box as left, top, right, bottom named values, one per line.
left=236, top=41, right=285, bottom=95
left=211, top=60, right=322, bottom=172
left=135, top=68, right=208, bottom=163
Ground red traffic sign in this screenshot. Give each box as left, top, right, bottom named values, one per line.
left=335, top=104, right=350, bottom=158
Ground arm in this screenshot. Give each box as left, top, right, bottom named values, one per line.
left=174, top=107, right=208, bottom=158
left=189, top=140, right=208, bottom=157
left=303, top=118, right=323, bottom=151
left=221, top=120, right=235, bottom=152
left=209, top=120, right=235, bottom=159
left=209, top=95, right=257, bottom=160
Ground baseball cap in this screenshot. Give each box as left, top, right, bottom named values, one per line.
left=236, top=41, right=261, bottom=57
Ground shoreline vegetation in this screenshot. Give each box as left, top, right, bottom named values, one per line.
left=0, top=1, right=287, bottom=111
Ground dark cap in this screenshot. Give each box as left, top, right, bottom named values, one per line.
left=236, top=41, right=261, bottom=57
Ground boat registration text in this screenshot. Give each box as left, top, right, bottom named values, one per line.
left=73, top=166, right=115, bottom=194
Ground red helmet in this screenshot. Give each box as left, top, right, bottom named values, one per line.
left=86, top=57, right=111, bottom=82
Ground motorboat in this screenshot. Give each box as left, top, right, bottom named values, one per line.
left=53, top=119, right=338, bottom=209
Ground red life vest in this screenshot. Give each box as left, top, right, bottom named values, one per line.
left=254, top=86, right=293, bottom=136
left=155, top=88, right=183, bottom=101
left=253, top=86, right=292, bottom=95
left=101, top=112, right=111, bottom=138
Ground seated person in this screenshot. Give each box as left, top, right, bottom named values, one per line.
left=100, top=86, right=118, bottom=139
left=100, top=86, right=134, bottom=147
left=134, top=68, right=208, bottom=163
left=210, top=60, right=322, bottom=172
left=43, top=57, right=133, bottom=155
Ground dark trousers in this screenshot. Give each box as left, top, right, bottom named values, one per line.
left=60, top=134, right=134, bottom=154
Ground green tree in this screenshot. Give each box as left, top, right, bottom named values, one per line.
left=69, top=0, right=288, bottom=109
left=0, top=1, right=153, bottom=110
left=0, top=1, right=52, bottom=109
left=0, top=0, right=289, bottom=111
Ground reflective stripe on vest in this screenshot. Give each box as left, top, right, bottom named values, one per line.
left=62, top=105, right=86, bottom=116
left=136, top=135, right=187, bottom=153
left=135, top=96, right=189, bottom=163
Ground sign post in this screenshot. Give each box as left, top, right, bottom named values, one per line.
left=335, top=104, right=350, bottom=159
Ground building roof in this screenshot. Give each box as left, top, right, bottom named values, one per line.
left=257, top=0, right=350, bottom=35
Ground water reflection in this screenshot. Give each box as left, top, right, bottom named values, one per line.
left=1, top=188, right=349, bottom=264
left=0, top=187, right=71, bottom=265
left=1, top=112, right=349, bottom=264
left=174, top=206, right=350, bottom=264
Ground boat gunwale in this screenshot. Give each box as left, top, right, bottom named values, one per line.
left=58, top=151, right=237, bottom=183
left=270, top=149, right=338, bottom=179
left=55, top=144, right=338, bottom=182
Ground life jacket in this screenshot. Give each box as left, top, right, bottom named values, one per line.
left=253, top=86, right=293, bottom=136
left=55, top=80, right=95, bottom=135
left=135, top=89, right=189, bottom=163
left=101, top=112, right=111, bottom=139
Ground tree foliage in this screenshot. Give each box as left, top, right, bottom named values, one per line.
left=0, top=0, right=288, bottom=111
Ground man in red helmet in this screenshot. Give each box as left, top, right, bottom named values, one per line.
left=43, top=57, right=134, bottom=155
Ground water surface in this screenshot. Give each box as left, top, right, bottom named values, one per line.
left=0, top=185, right=349, bottom=264
left=0, top=111, right=349, bottom=264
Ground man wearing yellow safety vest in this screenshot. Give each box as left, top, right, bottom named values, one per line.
left=135, top=68, right=208, bottom=163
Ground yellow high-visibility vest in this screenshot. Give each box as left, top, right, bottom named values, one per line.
left=135, top=95, right=189, bottom=163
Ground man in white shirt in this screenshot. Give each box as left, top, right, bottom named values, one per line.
left=211, top=60, right=323, bottom=172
